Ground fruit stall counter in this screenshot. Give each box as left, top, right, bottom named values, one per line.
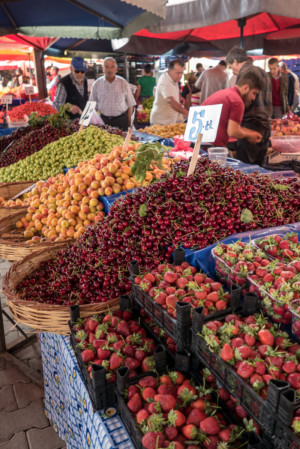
left=40, top=332, right=134, bottom=449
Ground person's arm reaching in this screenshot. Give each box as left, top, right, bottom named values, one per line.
left=227, top=119, right=262, bottom=144
left=167, top=96, right=189, bottom=119
left=128, top=106, right=133, bottom=126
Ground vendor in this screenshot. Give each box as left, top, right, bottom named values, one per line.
left=150, top=59, right=188, bottom=125
left=201, top=70, right=264, bottom=147
left=53, top=57, right=88, bottom=119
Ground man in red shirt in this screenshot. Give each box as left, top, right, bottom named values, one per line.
left=202, top=70, right=264, bottom=147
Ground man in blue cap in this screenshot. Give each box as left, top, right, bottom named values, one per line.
left=53, top=57, right=88, bottom=119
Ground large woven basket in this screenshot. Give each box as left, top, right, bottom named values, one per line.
left=2, top=244, right=120, bottom=334
left=0, top=181, right=36, bottom=219
left=0, top=209, right=74, bottom=261
left=0, top=181, right=35, bottom=200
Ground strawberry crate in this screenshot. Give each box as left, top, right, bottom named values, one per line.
left=129, top=252, right=241, bottom=352
left=191, top=306, right=290, bottom=436
left=247, top=275, right=293, bottom=326
left=116, top=368, right=269, bottom=449
left=290, top=299, right=300, bottom=340
left=68, top=299, right=167, bottom=411
left=273, top=389, right=300, bottom=449
left=252, top=232, right=300, bottom=264
left=212, top=249, right=251, bottom=292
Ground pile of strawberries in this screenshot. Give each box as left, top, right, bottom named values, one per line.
left=134, top=261, right=231, bottom=318
left=124, top=371, right=245, bottom=449
left=72, top=310, right=157, bottom=383
left=140, top=309, right=177, bottom=354
left=201, top=313, right=300, bottom=396
left=248, top=260, right=300, bottom=324
left=212, top=241, right=270, bottom=292
left=201, top=368, right=260, bottom=434
left=254, top=232, right=300, bottom=263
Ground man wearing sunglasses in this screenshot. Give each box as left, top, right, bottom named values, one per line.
left=90, top=57, right=136, bottom=131
left=53, top=57, right=88, bottom=119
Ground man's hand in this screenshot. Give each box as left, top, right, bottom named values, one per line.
left=70, top=105, right=82, bottom=115
left=247, top=131, right=263, bottom=144
left=182, top=108, right=189, bottom=119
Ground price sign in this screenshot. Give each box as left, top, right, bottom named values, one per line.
left=184, top=104, right=222, bottom=143
left=0, top=95, right=12, bottom=105
left=79, top=101, right=96, bottom=127
left=24, top=86, right=34, bottom=95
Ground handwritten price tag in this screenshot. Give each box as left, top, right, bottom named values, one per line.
left=24, top=86, right=34, bottom=95
left=0, top=95, right=12, bottom=105
left=184, top=104, right=222, bottom=143
left=79, top=101, right=96, bottom=126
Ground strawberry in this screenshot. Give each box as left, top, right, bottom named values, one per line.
left=116, top=320, right=130, bottom=337
left=139, top=376, right=157, bottom=389
left=282, top=361, right=297, bottom=374
left=81, top=349, right=95, bottom=363
left=160, top=374, right=173, bottom=385
left=128, top=385, right=139, bottom=399
left=154, top=395, right=176, bottom=412
left=127, top=392, right=142, bottom=413
left=219, top=428, right=231, bottom=442
left=186, top=408, right=206, bottom=426
left=258, top=329, right=274, bottom=346
left=168, top=409, right=186, bottom=427
left=125, top=357, right=140, bottom=371
left=142, top=387, right=156, bottom=402
left=181, top=424, right=197, bottom=440
left=97, top=348, right=111, bottom=360
left=206, top=291, right=219, bottom=302
left=194, top=273, right=204, bottom=285
left=190, top=399, right=206, bottom=410
left=235, top=346, right=251, bottom=360
left=144, top=273, right=156, bottom=283
left=163, top=272, right=177, bottom=284
left=237, top=361, right=255, bottom=379
left=200, top=416, right=220, bottom=435
left=292, top=416, right=300, bottom=434
left=142, top=432, right=165, bottom=449
left=216, top=300, right=227, bottom=311
left=164, top=426, right=178, bottom=441
left=235, top=405, right=248, bottom=420
left=142, top=356, right=155, bottom=372
left=157, top=384, right=177, bottom=396
left=109, top=352, right=123, bottom=370
left=86, top=317, right=99, bottom=332
left=155, top=292, right=167, bottom=305
left=220, top=343, right=234, bottom=362
left=176, top=277, right=188, bottom=288
left=169, top=371, right=185, bottom=385
left=136, top=409, right=149, bottom=424
left=122, top=345, right=135, bottom=358
left=218, top=387, right=230, bottom=401
left=287, top=373, right=300, bottom=389
left=166, top=295, right=178, bottom=309
left=244, top=334, right=256, bottom=346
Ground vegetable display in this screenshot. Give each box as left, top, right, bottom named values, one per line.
left=7, top=102, right=57, bottom=121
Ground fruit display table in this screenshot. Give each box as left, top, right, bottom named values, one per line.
left=40, top=331, right=134, bottom=449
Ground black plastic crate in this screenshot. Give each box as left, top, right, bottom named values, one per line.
left=116, top=369, right=268, bottom=449
left=191, top=306, right=290, bottom=436
left=273, top=389, right=300, bottom=449
left=130, top=254, right=241, bottom=352
left=68, top=298, right=167, bottom=411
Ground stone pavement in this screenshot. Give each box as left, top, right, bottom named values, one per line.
left=0, top=259, right=66, bottom=449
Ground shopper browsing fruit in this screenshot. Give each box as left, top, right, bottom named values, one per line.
left=202, top=70, right=264, bottom=147
left=268, top=57, right=289, bottom=118
left=226, top=46, right=272, bottom=165
left=150, top=59, right=189, bottom=125
left=53, top=57, right=88, bottom=119
left=90, top=57, right=136, bottom=131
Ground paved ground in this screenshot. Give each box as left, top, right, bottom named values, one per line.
left=0, top=259, right=66, bottom=449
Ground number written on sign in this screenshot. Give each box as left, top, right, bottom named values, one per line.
left=24, top=86, right=34, bottom=95
left=184, top=104, right=222, bottom=143
left=79, top=101, right=96, bottom=126
left=0, top=95, right=13, bottom=105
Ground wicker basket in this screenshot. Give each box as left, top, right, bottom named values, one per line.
left=0, top=181, right=35, bottom=200
left=0, top=209, right=74, bottom=261
left=0, top=181, right=36, bottom=220
left=2, top=244, right=120, bottom=334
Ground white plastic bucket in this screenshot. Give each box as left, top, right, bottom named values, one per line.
left=208, top=147, right=228, bottom=166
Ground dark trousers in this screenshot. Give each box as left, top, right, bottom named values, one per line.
left=101, top=111, right=129, bottom=132
left=235, top=121, right=271, bottom=166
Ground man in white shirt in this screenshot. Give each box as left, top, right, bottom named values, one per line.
left=195, top=60, right=229, bottom=104
left=90, top=57, right=136, bottom=131
left=150, top=59, right=188, bottom=125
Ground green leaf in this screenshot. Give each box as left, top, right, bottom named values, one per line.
left=240, top=208, right=254, bottom=223
left=139, top=204, right=148, bottom=217
left=274, top=184, right=290, bottom=191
